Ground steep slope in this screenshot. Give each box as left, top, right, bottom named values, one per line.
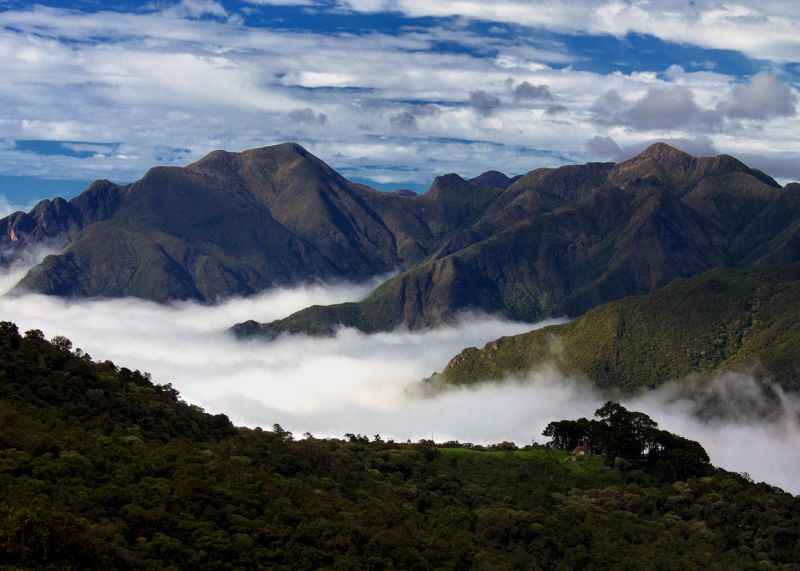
left=431, top=266, right=800, bottom=393
left=0, top=180, right=125, bottom=265
left=235, top=183, right=725, bottom=339
left=2, top=321, right=800, bottom=569
left=238, top=143, right=793, bottom=339
left=7, top=144, right=491, bottom=301
left=735, top=183, right=800, bottom=265
left=607, top=143, right=780, bottom=192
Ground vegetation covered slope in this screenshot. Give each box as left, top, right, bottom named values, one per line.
left=432, top=266, right=800, bottom=392
left=2, top=321, right=800, bottom=570
left=235, top=143, right=800, bottom=339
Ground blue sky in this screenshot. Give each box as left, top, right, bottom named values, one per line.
left=1, top=0, right=799, bottom=211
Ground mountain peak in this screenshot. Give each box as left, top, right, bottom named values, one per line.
left=241, top=142, right=310, bottom=159
left=610, top=142, right=698, bottom=188
left=469, top=170, right=513, bottom=190
left=637, top=142, right=694, bottom=162
left=189, top=142, right=310, bottom=169
left=426, top=173, right=472, bottom=195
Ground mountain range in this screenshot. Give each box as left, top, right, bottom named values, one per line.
left=3, top=141, right=800, bottom=341
left=231, top=143, right=800, bottom=339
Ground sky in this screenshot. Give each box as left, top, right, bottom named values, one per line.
left=1, top=0, right=799, bottom=206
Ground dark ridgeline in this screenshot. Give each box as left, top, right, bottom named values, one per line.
left=3, top=141, right=800, bottom=338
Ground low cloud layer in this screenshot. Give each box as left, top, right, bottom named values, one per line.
left=1, top=263, right=799, bottom=494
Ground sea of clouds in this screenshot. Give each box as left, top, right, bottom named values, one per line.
left=1, top=257, right=798, bottom=494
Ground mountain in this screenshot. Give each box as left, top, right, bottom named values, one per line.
left=2, top=320, right=799, bottom=569
left=5, top=143, right=504, bottom=301
left=6, top=142, right=800, bottom=334
left=234, top=143, right=799, bottom=340
left=0, top=180, right=123, bottom=265
left=430, top=266, right=800, bottom=393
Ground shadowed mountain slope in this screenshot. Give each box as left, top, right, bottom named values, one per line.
left=430, top=266, right=800, bottom=393
left=5, top=143, right=506, bottom=301
left=235, top=143, right=799, bottom=339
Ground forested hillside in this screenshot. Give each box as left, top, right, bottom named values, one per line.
left=433, top=266, right=800, bottom=393
left=1, top=322, right=799, bottom=570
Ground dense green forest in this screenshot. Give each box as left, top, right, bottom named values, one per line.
left=433, top=266, right=800, bottom=393
left=1, top=321, right=799, bottom=570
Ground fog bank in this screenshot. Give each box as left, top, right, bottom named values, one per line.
left=1, top=263, right=798, bottom=494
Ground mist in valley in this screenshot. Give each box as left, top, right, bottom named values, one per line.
left=2, top=258, right=798, bottom=494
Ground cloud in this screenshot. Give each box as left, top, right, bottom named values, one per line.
left=625, top=86, right=718, bottom=130
left=513, top=81, right=554, bottom=103
left=2, top=255, right=800, bottom=494
left=584, top=135, right=621, bottom=160
left=163, top=0, right=229, bottom=19
left=335, top=1, right=800, bottom=62
left=469, top=90, right=502, bottom=116
left=288, top=108, right=328, bottom=126
left=718, top=72, right=798, bottom=120
left=590, top=73, right=798, bottom=134
left=388, top=104, right=441, bottom=130
left=594, top=86, right=722, bottom=131
left=0, top=194, right=41, bottom=219
left=389, top=110, right=418, bottom=130
left=244, top=0, right=323, bottom=5
left=0, top=5, right=797, bottom=192
left=735, top=151, right=800, bottom=183
left=0, top=195, right=23, bottom=218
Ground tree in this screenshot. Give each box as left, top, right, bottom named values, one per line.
left=273, top=424, right=293, bottom=440
left=543, top=419, right=593, bottom=451
left=647, top=429, right=711, bottom=480
left=51, top=336, right=73, bottom=353
left=594, top=401, right=657, bottom=463
left=24, top=329, right=45, bottom=341
left=543, top=402, right=711, bottom=481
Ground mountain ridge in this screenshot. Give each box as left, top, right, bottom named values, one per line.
left=5, top=143, right=494, bottom=301
left=429, top=265, right=800, bottom=394
left=4, top=141, right=800, bottom=336
left=235, top=142, right=799, bottom=340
